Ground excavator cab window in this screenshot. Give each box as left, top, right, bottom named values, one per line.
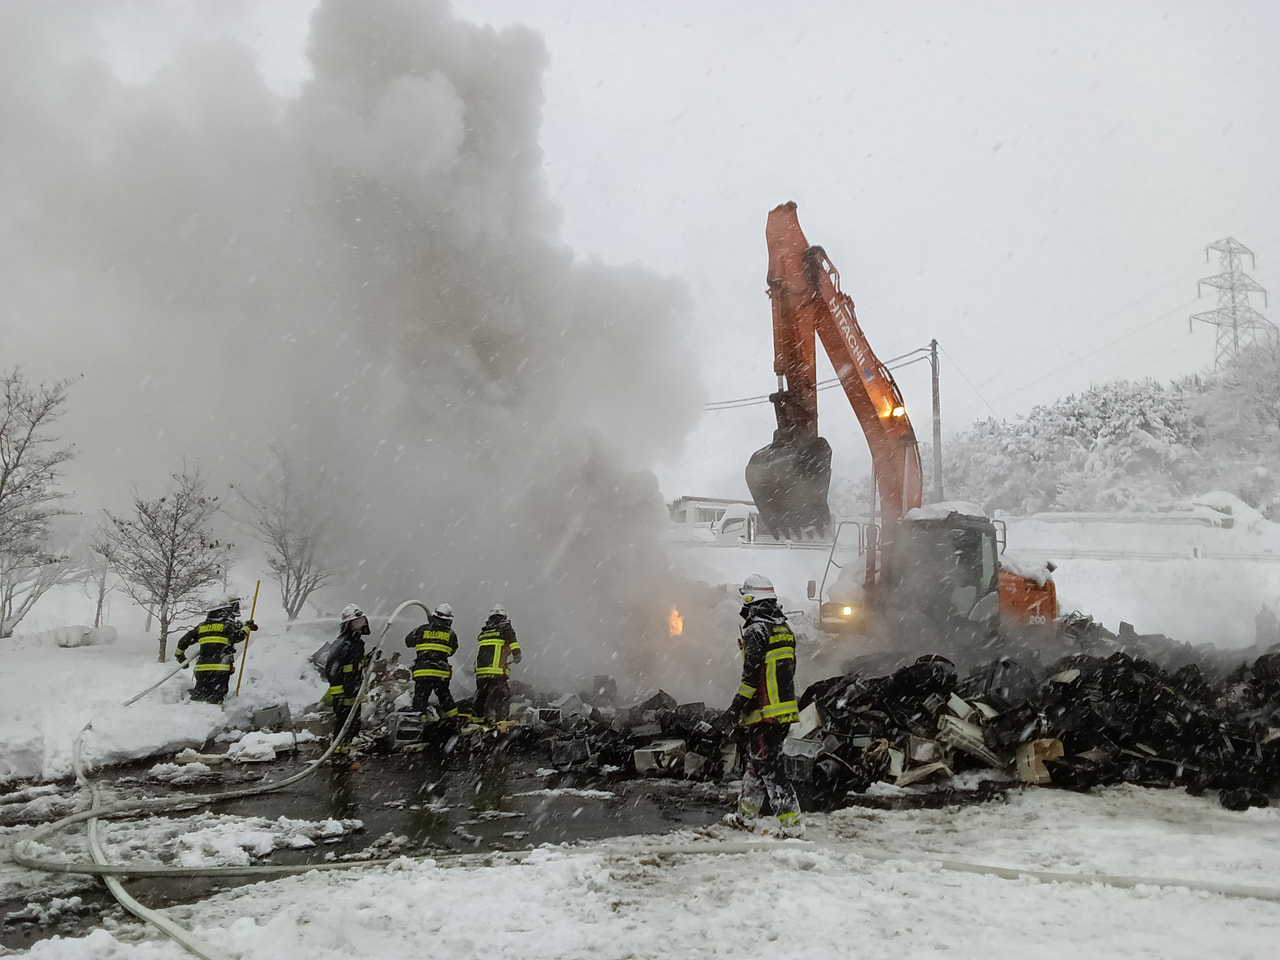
left=888, top=517, right=1001, bottom=621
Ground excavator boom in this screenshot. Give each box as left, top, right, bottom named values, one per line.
left=746, top=202, right=921, bottom=543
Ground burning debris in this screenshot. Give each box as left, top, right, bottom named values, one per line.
left=334, top=615, right=1280, bottom=817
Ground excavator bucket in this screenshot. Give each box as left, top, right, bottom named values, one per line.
left=745, top=431, right=833, bottom=540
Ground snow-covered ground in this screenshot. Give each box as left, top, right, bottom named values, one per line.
left=0, top=624, right=329, bottom=786
left=15, top=788, right=1280, bottom=959
left=5, top=511, right=1280, bottom=957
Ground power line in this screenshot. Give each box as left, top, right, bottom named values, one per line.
left=981, top=295, right=1199, bottom=408
left=703, top=348, right=931, bottom=411
left=938, top=345, right=997, bottom=418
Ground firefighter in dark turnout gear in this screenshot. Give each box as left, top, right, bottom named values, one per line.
left=474, top=604, right=521, bottom=721
left=175, top=594, right=258, bottom=704
left=404, top=603, right=459, bottom=719
left=326, top=603, right=370, bottom=767
left=720, top=574, right=803, bottom=837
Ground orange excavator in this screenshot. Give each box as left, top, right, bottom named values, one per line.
left=745, top=202, right=1056, bottom=646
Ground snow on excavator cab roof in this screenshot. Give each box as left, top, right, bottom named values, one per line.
left=904, top=500, right=987, bottom=521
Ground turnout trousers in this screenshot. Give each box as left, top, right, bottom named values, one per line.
left=474, top=677, right=511, bottom=721
left=191, top=670, right=232, bottom=705
left=738, top=723, right=801, bottom=829
left=332, top=698, right=361, bottom=762
left=412, top=677, right=458, bottom=718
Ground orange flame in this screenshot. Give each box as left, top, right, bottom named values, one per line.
left=669, top=607, right=683, bottom=637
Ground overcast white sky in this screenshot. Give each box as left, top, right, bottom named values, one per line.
left=443, top=0, right=1280, bottom=499
left=31, top=0, right=1280, bottom=502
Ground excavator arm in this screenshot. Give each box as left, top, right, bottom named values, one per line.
left=746, top=202, right=922, bottom=545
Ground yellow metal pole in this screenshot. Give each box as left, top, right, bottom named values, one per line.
left=234, top=580, right=261, bottom=697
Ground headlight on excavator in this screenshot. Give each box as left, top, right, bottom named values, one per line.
left=842, top=605, right=854, bottom=616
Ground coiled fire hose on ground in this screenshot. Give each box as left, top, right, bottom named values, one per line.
left=14, top=599, right=1280, bottom=959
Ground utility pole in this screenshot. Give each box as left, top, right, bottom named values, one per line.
left=930, top=339, right=943, bottom=502
left=1190, top=237, right=1275, bottom=368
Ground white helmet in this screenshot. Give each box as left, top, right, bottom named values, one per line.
left=209, top=592, right=241, bottom=616
left=739, top=574, right=776, bottom=604
left=340, top=603, right=365, bottom=624
left=434, top=603, right=453, bottom=620
left=490, top=603, right=506, bottom=617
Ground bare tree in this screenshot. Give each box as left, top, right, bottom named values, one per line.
left=0, top=368, right=75, bottom=637
left=105, top=468, right=226, bottom=662
left=0, top=542, right=73, bottom=637
left=236, top=445, right=337, bottom=623
left=86, top=531, right=116, bottom=629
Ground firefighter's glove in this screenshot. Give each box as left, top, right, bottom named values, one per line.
left=714, top=708, right=739, bottom=736
left=513, top=652, right=523, bottom=664
left=246, top=620, right=259, bottom=631
left=322, top=689, right=334, bottom=707
left=179, top=659, right=191, bottom=670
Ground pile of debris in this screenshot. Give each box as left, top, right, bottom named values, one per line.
left=328, top=624, right=1280, bottom=814
left=366, top=675, right=734, bottom=782
left=789, top=642, right=1280, bottom=811
left=503, top=683, right=734, bottom=782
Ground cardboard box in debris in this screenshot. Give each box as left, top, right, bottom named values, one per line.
left=354, top=629, right=1280, bottom=812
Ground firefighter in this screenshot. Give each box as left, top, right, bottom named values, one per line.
left=719, top=574, right=803, bottom=837
left=404, top=603, right=459, bottom=720
left=175, top=593, right=257, bottom=704
left=326, top=603, right=371, bottom=769
left=474, top=603, right=521, bottom=721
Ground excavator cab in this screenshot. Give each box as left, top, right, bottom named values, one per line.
left=880, top=512, right=1001, bottom=648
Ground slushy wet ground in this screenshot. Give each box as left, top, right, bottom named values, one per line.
left=2, top=742, right=728, bottom=950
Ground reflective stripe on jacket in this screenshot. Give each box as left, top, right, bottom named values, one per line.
left=738, top=620, right=799, bottom=725
left=325, top=630, right=367, bottom=701
left=405, top=620, right=458, bottom=680
left=176, top=619, right=244, bottom=672
left=475, top=623, right=520, bottom=677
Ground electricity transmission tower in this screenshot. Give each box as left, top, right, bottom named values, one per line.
left=1190, top=237, right=1275, bottom=368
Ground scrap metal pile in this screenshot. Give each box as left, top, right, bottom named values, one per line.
left=353, top=619, right=1280, bottom=813
left=793, top=642, right=1280, bottom=811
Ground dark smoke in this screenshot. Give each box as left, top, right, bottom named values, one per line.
left=0, top=1, right=723, bottom=697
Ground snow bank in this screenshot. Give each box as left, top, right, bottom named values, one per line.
left=0, top=625, right=330, bottom=785
left=18, top=625, right=118, bottom=648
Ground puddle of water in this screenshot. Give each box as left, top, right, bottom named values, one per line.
left=207, top=744, right=725, bottom=852
left=4, top=742, right=726, bottom=950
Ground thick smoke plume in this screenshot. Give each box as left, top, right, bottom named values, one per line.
left=0, top=1, right=729, bottom=698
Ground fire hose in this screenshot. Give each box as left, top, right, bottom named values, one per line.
left=14, top=599, right=1280, bottom=959
left=13, top=599, right=434, bottom=959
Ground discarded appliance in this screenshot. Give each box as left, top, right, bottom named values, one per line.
left=634, top=739, right=687, bottom=776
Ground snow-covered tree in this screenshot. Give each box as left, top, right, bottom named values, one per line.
left=944, top=379, right=1200, bottom=514
left=0, top=368, right=75, bottom=637
left=234, top=446, right=337, bottom=623
left=105, top=468, right=226, bottom=662
left=1186, top=341, right=1280, bottom=513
